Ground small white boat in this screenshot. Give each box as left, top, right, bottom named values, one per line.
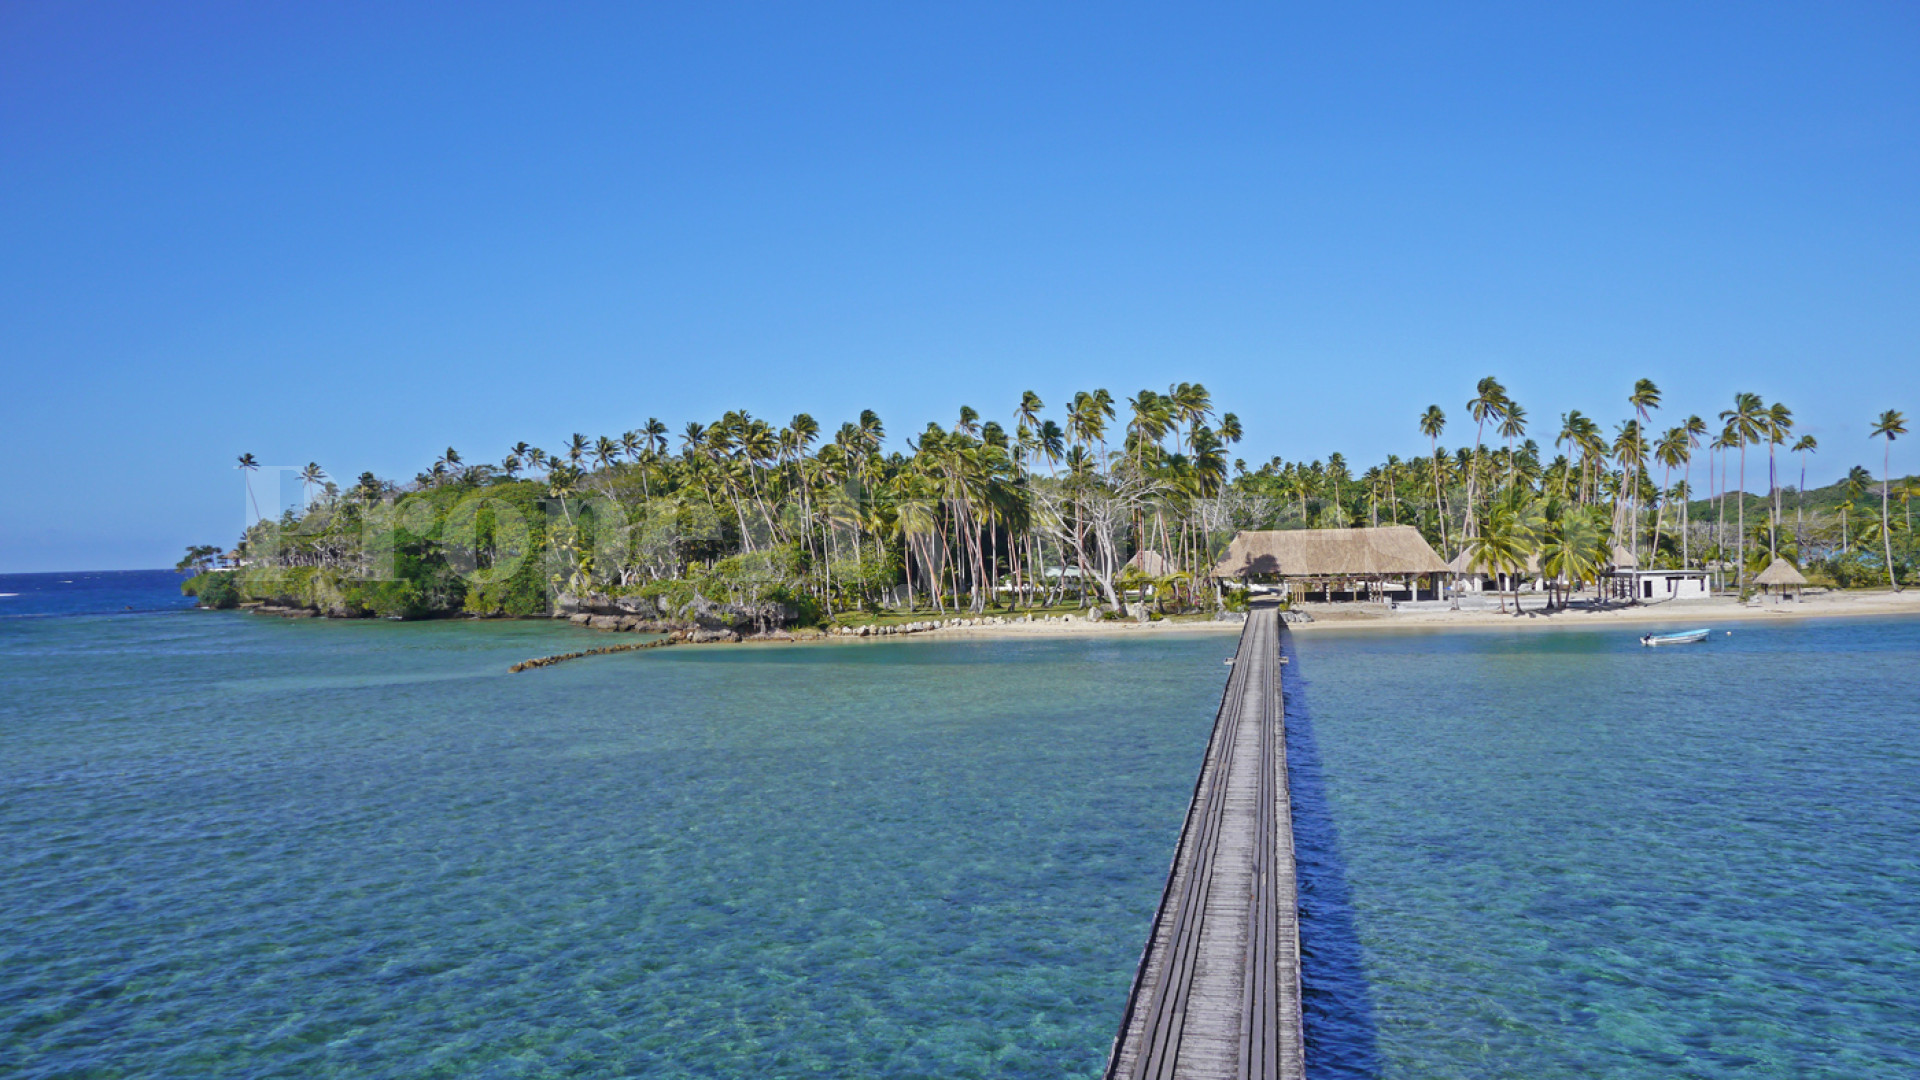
left=1640, top=628, right=1710, bottom=647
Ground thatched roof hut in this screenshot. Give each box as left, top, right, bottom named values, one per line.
left=1753, top=557, right=1809, bottom=588
left=1608, top=545, right=1639, bottom=571
left=1211, top=526, right=1448, bottom=579
left=1125, top=549, right=1177, bottom=578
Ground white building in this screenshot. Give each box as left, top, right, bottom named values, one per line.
left=1603, top=546, right=1711, bottom=601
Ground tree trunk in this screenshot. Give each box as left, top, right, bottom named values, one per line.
left=1737, top=445, right=1747, bottom=590
left=1885, top=445, right=1901, bottom=591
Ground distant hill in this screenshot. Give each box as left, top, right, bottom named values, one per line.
left=1685, top=472, right=1917, bottom=519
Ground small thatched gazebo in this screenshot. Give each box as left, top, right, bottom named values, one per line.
left=1753, top=557, right=1809, bottom=600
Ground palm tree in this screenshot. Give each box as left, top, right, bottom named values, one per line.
left=1841, top=465, right=1873, bottom=554
left=1653, top=428, right=1688, bottom=562
left=1719, top=393, right=1766, bottom=590
left=1791, top=435, right=1817, bottom=551
left=298, top=463, right=326, bottom=507
left=1625, top=378, right=1661, bottom=559
left=1763, top=402, right=1792, bottom=561
left=236, top=453, right=262, bottom=523
left=1902, top=478, right=1919, bottom=565
left=1679, top=415, right=1706, bottom=568
left=1498, top=403, right=1528, bottom=494
left=1036, top=420, right=1065, bottom=474
left=1126, top=389, right=1173, bottom=473
left=1556, top=410, right=1603, bottom=504
left=1466, top=498, right=1538, bottom=614
left=1016, top=390, right=1044, bottom=437
left=1871, top=409, right=1907, bottom=590
left=1540, top=509, right=1604, bottom=609
left=1420, top=405, right=1448, bottom=550
left=1612, top=420, right=1647, bottom=559
left=1464, top=377, right=1508, bottom=538
left=593, top=435, right=620, bottom=472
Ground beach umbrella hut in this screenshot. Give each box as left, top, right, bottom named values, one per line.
left=1753, top=557, right=1808, bottom=600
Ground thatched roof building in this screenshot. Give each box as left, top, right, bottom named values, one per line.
left=1753, top=557, right=1809, bottom=587
left=1212, top=526, right=1449, bottom=580
left=1608, top=545, right=1639, bottom=571
left=1125, top=549, right=1177, bottom=577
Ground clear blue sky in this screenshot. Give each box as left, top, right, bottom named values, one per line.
left=3, top=2, right=1915, bottom=572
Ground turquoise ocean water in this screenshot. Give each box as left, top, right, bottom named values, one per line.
left=1286, top=617, right=1920, bottom=1079
left=4, top=572, right=1918, bottom=1077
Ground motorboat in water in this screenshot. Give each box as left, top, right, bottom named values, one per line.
left=1640, top=628, right=1710, bottom=646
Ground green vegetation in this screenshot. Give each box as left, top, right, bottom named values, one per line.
left=184, top=382, right=1913, bottom=623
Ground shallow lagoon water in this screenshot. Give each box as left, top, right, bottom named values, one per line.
left=1287, top=617, right=1920, bottom=1079
left=1, top=577, right=1222, bottom=1078
left=4, top=573, right=1918, bottom=1077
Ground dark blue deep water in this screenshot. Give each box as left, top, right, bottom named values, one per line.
left=3, top=573, right=1917, bottom=1077
left=0, top=570, right=197, bottom=619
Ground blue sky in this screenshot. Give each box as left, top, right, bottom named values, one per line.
left=2, top=2, right=1915, bottom=572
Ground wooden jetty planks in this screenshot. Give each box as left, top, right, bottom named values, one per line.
left=1107, top=606, right=1304, bottom=1080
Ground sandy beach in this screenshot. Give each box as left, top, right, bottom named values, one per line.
left=844, top=588, right=1920, bottom=642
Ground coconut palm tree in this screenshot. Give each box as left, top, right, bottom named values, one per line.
left=1902, top=478, right=1919, bottom=565
left=1763, top=402, right=1792, bottom=561
left=1840, top=465, right=1873, bottom=554
left=1419, top=405, right=1448, bottom=549
left=1556, top=410, right=1602, bottom=504
left=1463, top=377, right=1508, bottom=538
left=1679, top=415, right=1706, bottom=568
left=1871, top=409, right=1907, bottom=589
left=236, top=453, right=262, bottom=523
left=1465, top=498, right=1538, bottom=614
left=1498, top=403, right=1528, bottom=494
left=1653, top=428, right=1688, bottom=562
left=1625, top=378, right=1661, bottom=559
left=1791, top=435, right=1817, bottom=550
left=1540, top=508, right=1604, bottom=609
left=298, top=463, right=326, bottom=507
left=1219, top=412, right=1243, bottom=447
left=593, top=435, right=620, bottom=472
left=1719, top=393, right=1766, bottom=589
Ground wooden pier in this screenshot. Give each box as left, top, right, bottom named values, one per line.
left=1106, top=605, right=1304, bottom=1080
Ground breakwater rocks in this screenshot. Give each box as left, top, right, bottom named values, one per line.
left=510, top=626, right=820, bottom=672
left=508, top=636, right=678, bottom=673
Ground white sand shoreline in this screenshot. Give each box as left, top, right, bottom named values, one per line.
left=816, top=589, right=1920, bottom=643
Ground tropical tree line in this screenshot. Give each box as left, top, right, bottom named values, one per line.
left=1237, top=379, right=1910, bottom=597
left=197, top=381, right=1909, bottom=619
